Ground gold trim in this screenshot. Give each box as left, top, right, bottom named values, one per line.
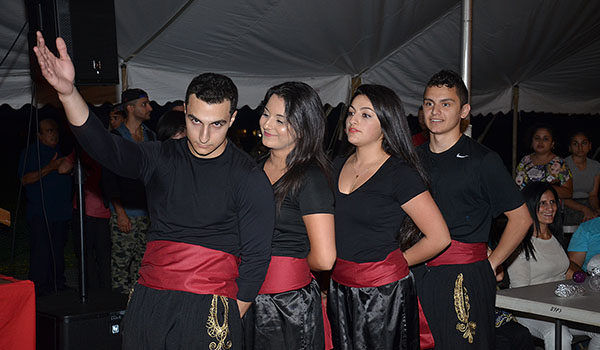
left=206, top=295, right=232, bottom=350
left=454, top=273, right=476, bottom=343
left=127, top=286, right=135, bottom=305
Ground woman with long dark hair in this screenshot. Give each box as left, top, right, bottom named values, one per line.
left=243, top=82, right=336, bottom=350
left=327, top=84, right=451, bottom=349
left=506, top=182, right=600, bottom=350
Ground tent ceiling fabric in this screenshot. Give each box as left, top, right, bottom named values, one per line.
left=1, top=0, right=599, bottom=114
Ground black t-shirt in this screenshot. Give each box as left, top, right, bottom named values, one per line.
left=334, top=155, right=426, bottom=263
left=262, top=163, right=334, bottom=258
left=417, top=134, right=523, bottom=243
left=71, top=111, right=275, bottom=302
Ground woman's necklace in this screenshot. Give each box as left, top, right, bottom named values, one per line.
left=349, top=153, right=387, bottom=192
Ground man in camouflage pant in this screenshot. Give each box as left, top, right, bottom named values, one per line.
left=103, top=88, right=156, bottom=293
left=109, top=215, right=149, bottom=293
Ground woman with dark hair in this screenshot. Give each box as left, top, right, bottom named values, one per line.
left=515, top=124, right=572, bottom=199
left=156, top=110, right=186, bottom=141
left=327, top=84, right=451, bottom=349
left=563, top=130, right=600, bottom=224
left=506, top=182, right=599, bottom=350
left=243, top=82, right=336, bottom=350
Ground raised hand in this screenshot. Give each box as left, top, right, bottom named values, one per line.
left=32, top=31, right=75, bottom=97
left=31, top=31, right=89, bottom=126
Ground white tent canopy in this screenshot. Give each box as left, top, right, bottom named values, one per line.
left=1, top=0, right=599, bottom=114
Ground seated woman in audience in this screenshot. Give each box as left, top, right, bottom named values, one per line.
left=515, top=124, right=572, bottom=199
left=156, top=110, right=186, bottom=141
left=568, top=217, right=600, bottom=273
left=243, top=82, right=336, bottom=350
left=564, top=130, right=600, bottom=225
left=328, top=84, right=450, bottom=349
left=506, top=182, right=599, bottom=350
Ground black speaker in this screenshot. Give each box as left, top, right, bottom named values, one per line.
left=25, top=0, right=119, bottom=85
left=36, top=290, right=128, bottom=350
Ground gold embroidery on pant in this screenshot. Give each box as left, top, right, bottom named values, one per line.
left=206, top=295, right=232, bottom=350
left=127, top=286, right=135, bottom=305
left=454, top=273, right=476, bottom=343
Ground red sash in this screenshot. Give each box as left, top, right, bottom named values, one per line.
left=138, top=240, right=240, bottom=299
left=258, top=256, right=312, bottom=294
left=427, top=240, right=487, bottom=266
left=331, top=249, right=408, bottom=288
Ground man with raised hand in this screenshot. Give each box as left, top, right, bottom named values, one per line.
left=34, top=31, right=275, bottom=349
left=413, top=70, right=531, bottom=349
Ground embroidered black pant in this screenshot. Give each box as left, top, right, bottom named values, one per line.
left=412, top=260, right=497, bottom=350
left=122, top=284, right=242, bottom=349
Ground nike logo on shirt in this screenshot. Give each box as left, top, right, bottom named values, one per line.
left=456, top=153, right=469, bottom=158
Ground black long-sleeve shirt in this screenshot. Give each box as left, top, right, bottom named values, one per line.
left=71, top=111, right=275, bottom=301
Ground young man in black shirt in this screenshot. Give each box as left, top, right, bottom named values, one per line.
left=33, top=32, right=275, bottom=349
left=414, top=70, right=531, bottom=349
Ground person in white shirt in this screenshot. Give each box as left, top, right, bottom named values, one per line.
left=507, top=182, right=600, bottom=350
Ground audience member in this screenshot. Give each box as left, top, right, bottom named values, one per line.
left=170, top=100, right=184, bottom=112
left=103, top=88, right=156, bottom=294
left=411, top=106, right=428, bottom=146
left=108, top=103, right=125, bottom=131
left=568, top=216, right=600, bottom=273
left=515, top=124, right=573, bottom=199
left=506, top=182, right=599, bottom=350
left=18, top=118, right=72, bottom=295
left=564, top=131, right=600, bottom=224
left=414, top=70, right=531, bottom=349
left=59, top=149, right=111, bottom=290
left=156, top=110, right=186, bottom=141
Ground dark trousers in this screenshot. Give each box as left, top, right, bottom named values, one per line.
left=73, top=213, right=112, bottom=290
left=28, top=217, right=69, bottom=294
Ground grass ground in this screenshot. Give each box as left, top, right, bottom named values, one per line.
left=0, top=199, right=78, bottom=280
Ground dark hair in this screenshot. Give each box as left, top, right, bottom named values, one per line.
left=121, top=88, right=149, bottom=107
left=425, top=69, right=469, bottom=107
left=518, top=182, right=564, bottom=261
left=185, top=73, right=238, bottom=115
left=568, top=130, right=590, bottom=143
left=39, top=117, right=58, bottom=129
left=261, top=82, right=332, bottom=207
left=157, top=111, right=186, bottom=141
left=528, top=123, right=554, bottom=144
left=351, top=84, right=430, bottom=250
left=171, top=100, right=184, bottom=109
left=110, top=103, right=123, bottom=113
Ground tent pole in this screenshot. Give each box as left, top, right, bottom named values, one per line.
left=337, top=76, right=361, bottom=141
left=460, top=0, right=473, bottom=137
left=460, top=0, right=472, bottom=97
left=512, top=85, right=519, bottom=177
left=121, top=64, right=128, bottom=92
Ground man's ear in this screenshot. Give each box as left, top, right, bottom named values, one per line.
left=228, top=110, right=238, bottom=127
left=460, top=104, right=471, bottom=119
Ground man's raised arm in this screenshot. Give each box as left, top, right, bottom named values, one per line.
left=33, top=31, right=88, bottom=126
